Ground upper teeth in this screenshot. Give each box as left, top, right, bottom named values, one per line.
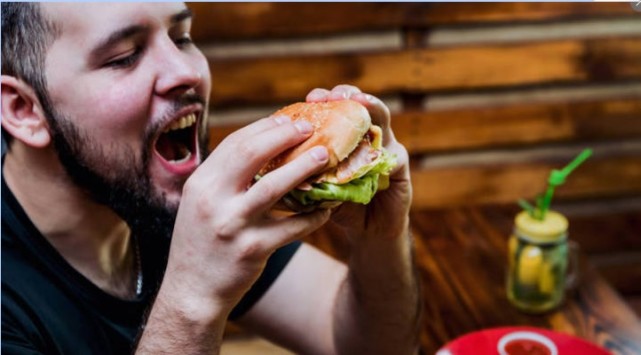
left=164, top=113, right=196, bottom=133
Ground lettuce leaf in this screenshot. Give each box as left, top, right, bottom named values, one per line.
left=290, top=149, right=397, bottom=206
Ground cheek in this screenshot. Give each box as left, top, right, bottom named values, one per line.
left=58, top=78, right=152, bottom=147
left=46, top=43, right=150, bottom=138
left=87, top=81, right=150, bottom=133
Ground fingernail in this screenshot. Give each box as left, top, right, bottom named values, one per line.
left=295, top=120, right=313, bottom=134
left=274, top=115, right=291, bottom=125
left=310, top=146, right=328, bottom=162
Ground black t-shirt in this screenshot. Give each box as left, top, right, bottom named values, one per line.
left=1, top=176, right=300, bottom=354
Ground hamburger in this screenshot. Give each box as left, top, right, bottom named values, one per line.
left=258, top=100, right=397, bottom=213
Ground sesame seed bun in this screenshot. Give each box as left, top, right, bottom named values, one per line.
left=260, top=100, right=371, bottom=175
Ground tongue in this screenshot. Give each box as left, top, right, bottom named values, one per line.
left=156, top=134, right=189, bottom=162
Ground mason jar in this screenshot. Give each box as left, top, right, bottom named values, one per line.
left=507, top=210, right=577, bottom=313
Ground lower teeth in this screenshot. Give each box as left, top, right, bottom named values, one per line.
left=171, top=150, right=192, bottom=164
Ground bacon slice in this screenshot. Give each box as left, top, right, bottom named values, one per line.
left=334, top=139, right=379, bottom=183
left=294, top=125, right=383, bottom=190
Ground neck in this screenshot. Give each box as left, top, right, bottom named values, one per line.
left=4, top=146, right=139, bottom=299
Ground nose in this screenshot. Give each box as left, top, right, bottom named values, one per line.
left=153, top=39, right=203, bottom=97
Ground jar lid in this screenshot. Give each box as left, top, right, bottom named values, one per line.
left=514, top=210, right=568, bottom=243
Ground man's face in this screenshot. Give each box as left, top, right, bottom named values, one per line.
left=41, top=3, right=211, bottom=230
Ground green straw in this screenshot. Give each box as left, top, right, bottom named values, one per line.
left=538, top=148, right=593, bottom=219
left=518, top=198, right=536, bottom=217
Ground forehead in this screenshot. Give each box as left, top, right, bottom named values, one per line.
left=42, top=2, right=187, bottom=41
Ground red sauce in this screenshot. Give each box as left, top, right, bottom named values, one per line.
left=505, top=339, right=551, bottom=355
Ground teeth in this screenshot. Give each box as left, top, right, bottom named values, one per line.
left=163, top=113, right=196, bottom=133
left=172, top=150, right=192, bottom=164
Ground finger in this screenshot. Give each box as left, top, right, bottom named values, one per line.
left=244, top=145, right=329, bottom=212
left=306, top=88, right=331, bottom=102
left=201, top=119, right=314, bottom=190
left=386, top=141, right=410, bottom=176
left=223, top=114, right=291, bottom=144
left=350, top=92, right=394, bottom=145
left=350, top=92, right=390, bottom=127
left=327, top=84, right=362, bottom=101
left=255, top=208, right=331, bottom=253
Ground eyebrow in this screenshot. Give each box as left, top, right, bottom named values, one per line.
left=89, top=24, right=147, bottom=63
left=89, top=7, right=193, bottom=63
left=171, top=8, right=193, bottom=24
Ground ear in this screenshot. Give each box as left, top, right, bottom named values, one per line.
left=1, top=75, right=51, bottom=148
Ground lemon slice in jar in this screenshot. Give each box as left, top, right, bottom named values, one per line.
left=518, top=246, right=543, bottom=286
left=538, top=262, right=555, bottom=295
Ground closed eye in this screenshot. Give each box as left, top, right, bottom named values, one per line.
left=104, top=47, right=143, bottom=69
left=174, top=33, right=193, bottom=48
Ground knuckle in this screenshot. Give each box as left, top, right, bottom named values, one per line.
left=235, top=143, right=256, bottom=162
left=193, top=193, right=215, bottom=221
left=182, top=179, right=215, bottom=220
left=238, top=239, right=265, bottom=261
left=212, top=215, right=242, bottom=241
left=333, top=84, right=359, bottom=92
left=310, top=88, right=330, bottom=98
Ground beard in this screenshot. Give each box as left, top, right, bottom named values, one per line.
left=45, top=95, right=207, bottom=241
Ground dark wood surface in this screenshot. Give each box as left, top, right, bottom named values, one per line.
left=307, top=204, right=641, bottom=354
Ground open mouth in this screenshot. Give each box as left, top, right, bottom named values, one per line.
left=154, top=113, right=198, bottom=164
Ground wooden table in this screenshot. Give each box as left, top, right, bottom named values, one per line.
left=309, top=204, right=641, bottom=354
left=409, top=206, right=641, bottom=354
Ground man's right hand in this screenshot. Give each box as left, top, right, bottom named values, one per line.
left=137, top=115, right=330, bottom=353
left=169, top=113, right=330, bottom=313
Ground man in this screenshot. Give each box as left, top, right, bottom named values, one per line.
left=1, top=3, right=420, bottom=354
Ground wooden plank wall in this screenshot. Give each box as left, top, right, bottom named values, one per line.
left=192, top=2, right=641, bottom=210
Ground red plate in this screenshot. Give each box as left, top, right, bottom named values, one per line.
left=436, top=326, right=611, bottom=355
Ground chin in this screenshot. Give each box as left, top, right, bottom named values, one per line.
left=148, top=173, right=186, bottom=212
left=161, top=180, right=186, bottom=207
left=162, top=191, right=182, bottom=210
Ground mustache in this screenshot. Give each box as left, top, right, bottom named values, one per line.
left=168, top=92, right=206, bottom=121
left=174, top=92, right=206, bottom=110
left=148, top=93, right=206, bottom=135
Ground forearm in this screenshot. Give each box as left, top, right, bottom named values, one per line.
left=134, top=283, right=230, bottom=355
left=333, top=222, right=422, bottom=354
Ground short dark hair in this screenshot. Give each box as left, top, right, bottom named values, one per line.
left=1, top=2, right=60, bottom=149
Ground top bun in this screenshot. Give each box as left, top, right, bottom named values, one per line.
left=260, top=100, right=371, bottom=175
